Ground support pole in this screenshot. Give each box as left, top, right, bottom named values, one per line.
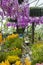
left=32, top=22, right=35, bottom=43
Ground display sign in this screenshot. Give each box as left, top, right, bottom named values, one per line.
left=30, top=7, right=43, bottom=16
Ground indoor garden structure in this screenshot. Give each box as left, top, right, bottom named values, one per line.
left=0, top=0, right=43, bottom=65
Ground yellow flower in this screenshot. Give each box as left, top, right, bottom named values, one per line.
left=7, top=55, right=20, bottom=63
left=0, top=61, right=6, bottom=65
left=16, top=48, right=18, bottom=50
left=15, top=61, right=21, bottom=65
left=11, top=34, right=18, bottom=38
left=36, top=43, right=43, bottom=48
left=24, top=58, right=31, bottom=65
left=5, top=60, right=10, bottom=65
left=6, top=34, right=19, bottom=40
left=15, top=61, right=22, bottom=65
left=0, top=33, right=2, bottom=43
left=0, top=60, right=10, bottom=65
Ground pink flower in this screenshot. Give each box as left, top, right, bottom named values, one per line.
left=36, top=63, right=43, bottom=65
left=41, top=63, right=43, bottom=65
left=36, top=63, right=41, bottom=65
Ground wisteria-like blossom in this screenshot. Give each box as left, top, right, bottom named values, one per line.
left=0, top=0, right=43, bottom=28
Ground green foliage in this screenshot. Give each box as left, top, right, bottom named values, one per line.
left=0, top=52, right=7, bottom=62
left=7, top=49, right=22, bottom=57
left=13, top=38, right=23, bottom=49
left=17, top=27, right=25, bottom=34
left=31, top=43, right=43, bottom=65
left=0, top=37, right=23, bottom=62
left=4, top=38, right=23, bottom=49
left=0, top=48, right=22, bottom=62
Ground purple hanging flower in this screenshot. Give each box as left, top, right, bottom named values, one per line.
left=6, top=22, right=11, bottom=26
left=40, top=16, right=43, bottom=23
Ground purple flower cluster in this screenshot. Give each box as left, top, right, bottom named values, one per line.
left=0, top=0, right=43, bottom=28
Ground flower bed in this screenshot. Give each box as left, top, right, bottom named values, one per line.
left=0, top=57, right=31, bottom=65
left=0, top=33, right=43, bottom=65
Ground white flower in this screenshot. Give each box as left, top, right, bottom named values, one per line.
left=29, top=51, right=32, bottom=55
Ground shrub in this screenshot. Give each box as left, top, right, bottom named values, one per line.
left=0, top=48, right=22, bottom=62
left=4, top=38, right=23, bottom=49
left=7, top=49, right=22, bottom=57
left=0, top=52, right=7, bottom=62
left=31, top=43, right=43, bottom=65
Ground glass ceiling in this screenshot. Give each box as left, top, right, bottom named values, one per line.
left=29, top=0, right=43, bottom=7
